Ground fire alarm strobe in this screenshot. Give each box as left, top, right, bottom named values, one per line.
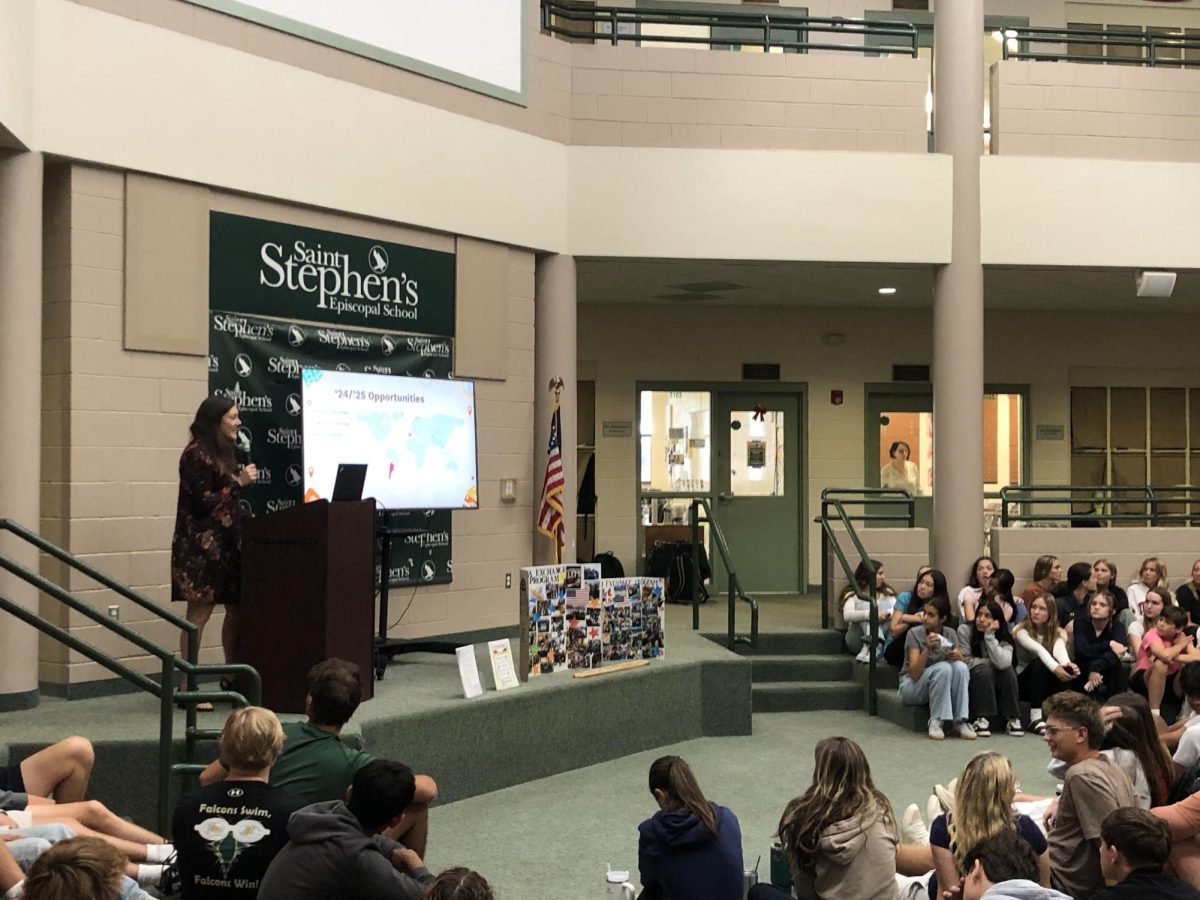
left=1135, top=271, right=1176, bottom=299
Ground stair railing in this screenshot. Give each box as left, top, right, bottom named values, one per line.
left=0, top=517, right=261, bottom=833
left=814, top=488, right=915, bottom=716
left=688, top=499, right=759, bottom=650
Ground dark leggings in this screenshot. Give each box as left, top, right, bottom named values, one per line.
left=1018, top=662, right=1069, bottom=710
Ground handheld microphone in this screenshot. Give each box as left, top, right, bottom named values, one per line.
left=236, top=433, right=252, bottom=469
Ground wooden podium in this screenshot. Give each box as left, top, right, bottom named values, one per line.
left=240, top=500, right=375, bottom=713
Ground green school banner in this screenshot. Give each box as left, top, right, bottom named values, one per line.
left=208, top=311, right=455, bottom=587
left=210, top=212, right=456, bottom=337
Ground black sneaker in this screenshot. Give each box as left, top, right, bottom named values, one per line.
left=157, top=861, right=180, bottom=897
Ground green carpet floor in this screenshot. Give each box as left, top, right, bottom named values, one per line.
left=425, top=707, right=1060, bottom=900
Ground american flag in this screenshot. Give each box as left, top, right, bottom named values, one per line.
left=538, top=403, right=565, bottom=562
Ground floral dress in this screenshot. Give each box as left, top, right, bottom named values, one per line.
left=171, top=441, right=242, bottom=606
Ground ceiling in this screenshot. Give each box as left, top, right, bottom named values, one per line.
left=576, top=259, right=1200, bottom=312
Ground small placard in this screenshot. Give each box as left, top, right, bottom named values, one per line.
left=1036, top=424, right=1065, bottom=441
left=688, top=438, right=706, bottom=448
left=456, top=645, right=484, bottom=699
left=747, top=439, right=767, bottom=468
left=488, top=639, right=520, bottom=691
left=602, top=420, right=633, bottom=438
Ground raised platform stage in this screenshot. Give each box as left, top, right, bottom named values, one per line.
left=0, top=619, right=752, bottom=828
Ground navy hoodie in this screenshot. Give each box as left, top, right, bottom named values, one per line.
left=638, top=802, right=743, bottom=900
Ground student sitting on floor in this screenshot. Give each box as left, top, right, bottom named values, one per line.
left=958, top=557, right=996, bottom=624
left=1040, top=692, right=1138, bottom=900
left=840, top=559, right=896, bottom=664
left=172, top=706, right=305, bottom=899
left=751, top=736, right=900, bottom=900
left=1127, top=586, right=1169, bottom=662
left=1095, top=807, right=1200, bottom=899
left=1013, top=592, right=1078, bottom=736
left=257, top=759, right=434, bottom=900
left=1066, top=590, right=1127, bottom=703
left=2, top=735, right=95, bottom=808
left=927, top=752, right=1050, bottom=900
left=1128, top=557, right=1169, bottom=619
left=199, top=657, right=438, bottom=859
left=898, top=595, right=976, bottom=742
left=636, top=755, right=742, bottom=900
left=1131, top=603, right=1200, bottom=722
left=419, top=867, right=495, bottom=900
left=0, top=823, right=156, bottom=899
left=21, top=836, right=127, bottom=900
left=888, top=567, right=942, bottom=669
left=957, top=600, right=1024, bottom=738
left=955, top=830, right=1070, bottom=900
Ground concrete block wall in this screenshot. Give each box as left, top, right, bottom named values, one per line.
left=825, top=527, right=930, bottom=628
left=993, top=527, right=1200, bottom=594
left=992, top=60, right=1200, bottom=162
left=569, top=49, right=928, bottom=151
left=37, top=166, right=535, bottom=692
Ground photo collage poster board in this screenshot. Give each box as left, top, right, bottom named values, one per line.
left=522, top=565, right=665, bottom=677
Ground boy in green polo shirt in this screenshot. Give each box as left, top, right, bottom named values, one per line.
left=200, top=658, right=438, bottom=857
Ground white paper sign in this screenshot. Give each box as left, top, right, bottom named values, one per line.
left=456, top=645, right=484, bottom=699
left=488, top=639, right=520, bottom=691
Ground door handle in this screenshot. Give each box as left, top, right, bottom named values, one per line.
left=717, top=492, right=734, bottom=503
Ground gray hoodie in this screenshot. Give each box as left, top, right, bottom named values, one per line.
left=257, top=800, right=432, bottom=900
left=792, top=800, right=899, bottom=900
left=981, top=880, right=1072, bottom=900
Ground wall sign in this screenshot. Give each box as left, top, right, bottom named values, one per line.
left=210, top=212, right=456, bottom=337
left=602, top=420, right=633, bottom=438
left=1036, top=424, right=1065, bottom=441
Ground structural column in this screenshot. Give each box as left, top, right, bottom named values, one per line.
left=932, top=2, right=984, bottom=582
left=0, top=150, right=43, bottom=709
left=533, top=254, right=578, bottom=565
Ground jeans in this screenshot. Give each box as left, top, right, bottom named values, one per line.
left=899, top=660, right=970, bottom=722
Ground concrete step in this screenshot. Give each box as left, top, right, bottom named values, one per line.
left=710, top=630, right=844, bottom=656
left=850, top=660, right=901, bottom=690
left=752, top=681, right=865, bottom=713
left=874, top=689, right=930, bottom=733
left=751, top=654, right=853, bottom=683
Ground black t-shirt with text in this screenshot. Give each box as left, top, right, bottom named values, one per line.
left=172, top=780, right=305, bottom=900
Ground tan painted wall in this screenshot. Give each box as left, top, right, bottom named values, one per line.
left=38, top=165, right=534, bottom=687
left=992, top=61, right=1200, bottom=162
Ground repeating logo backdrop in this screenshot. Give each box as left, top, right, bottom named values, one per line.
left=209, top=311, right=455, bottom=587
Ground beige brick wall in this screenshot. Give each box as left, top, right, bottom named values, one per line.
left=992, top=60, right=1200, bottom=162
left=570, top=48, right=929, bottom=151
left=73, top=0, right=928, bottom=154
left=38, top=163, right=534, bottom=689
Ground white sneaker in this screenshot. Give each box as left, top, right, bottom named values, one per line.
left=956, top=721, right=978, bottom=740
left=901, top=803, right=930, bottom=845
left=1006, top=719, right=1025, bottom=736
left=970, top=717, right=991, bottom=737
left=926, top=793, right=942, bottom=827
left=928, top=718, right=945, bottom=741
left=855, top=645, right=871, bottom=664
left=935, top=782, right=956, bottom=815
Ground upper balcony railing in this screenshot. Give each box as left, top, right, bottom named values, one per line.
left=1002, top=25, right=1200, bottom=68
left=541, top=0, right=919, bottom=58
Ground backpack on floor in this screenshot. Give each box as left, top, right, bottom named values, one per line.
left=648, top=540, right=711, bottom=604
left=592, top=551, right=625, bottom=579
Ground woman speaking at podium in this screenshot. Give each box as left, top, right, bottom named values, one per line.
left=171, top=396, right=258, bottom=709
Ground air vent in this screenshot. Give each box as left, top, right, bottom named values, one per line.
left=670, top=281, right=744, bottom=293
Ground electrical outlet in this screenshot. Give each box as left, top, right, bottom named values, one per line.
left=505, top=573, right=512, bottom=589
left=107, top=605, right=120, bottom=620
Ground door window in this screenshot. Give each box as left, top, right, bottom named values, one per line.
left=638, top=390, right=710, bottom=492
left=729, top=409, right=784, bottom=497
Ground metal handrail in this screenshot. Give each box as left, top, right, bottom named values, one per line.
left=1002, top=25, right=1200, bottom=67
left=688, top=499, right=758, bottom=651
left=542, top=1, right=920, bottom=57
left=814, top=488, right=916, bottom=716
left=998, top=485, right=1200, bottom=527
left=0, top=517, right=261, bottom=834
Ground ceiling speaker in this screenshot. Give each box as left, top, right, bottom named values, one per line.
left=1136, top=270, right=1176, bottom=299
